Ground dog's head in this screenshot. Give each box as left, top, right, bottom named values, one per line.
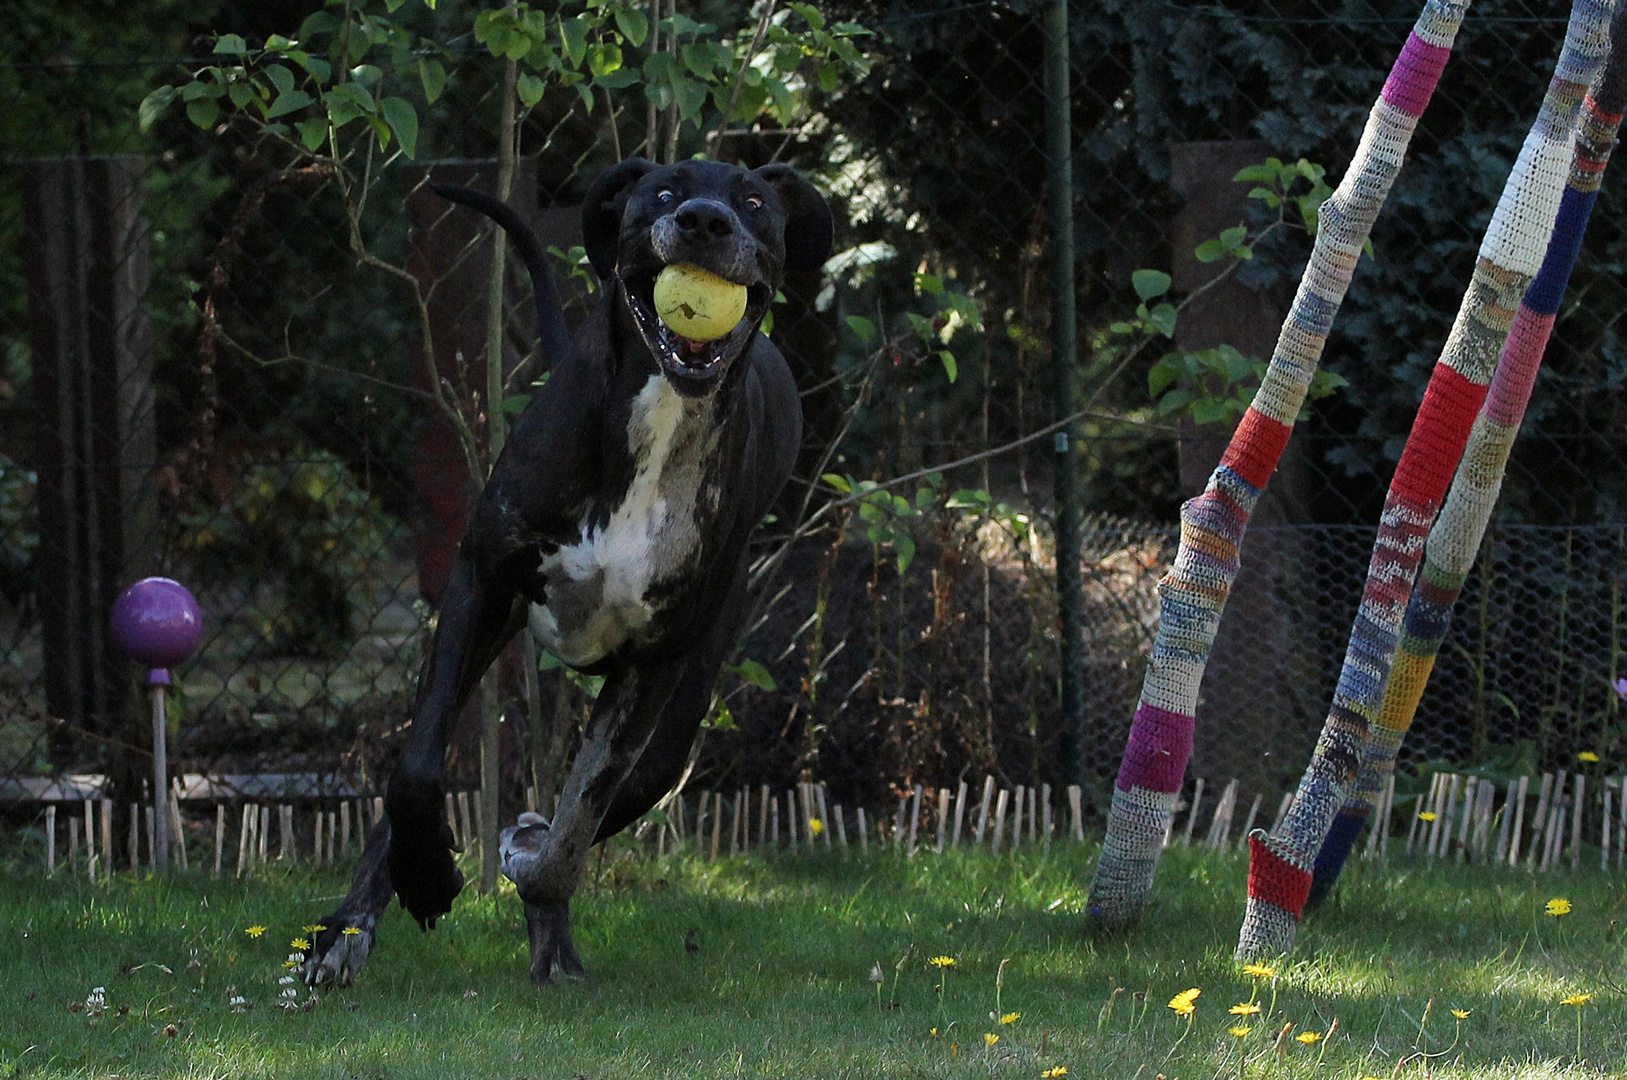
left=583, top=158, right=832, bottom=396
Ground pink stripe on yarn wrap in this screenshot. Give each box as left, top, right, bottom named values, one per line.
left=1484, top=309, right=1555, bottom=426
left=1381, top=34, right=1451, bottom=116
left=1117, top=704, right=1195, bottom=794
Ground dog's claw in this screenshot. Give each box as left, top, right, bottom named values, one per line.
left=300, top=915, right=377, bottom=988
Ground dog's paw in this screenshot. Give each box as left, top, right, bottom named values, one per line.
left=524, top=901, right=587, bottom=985
left=300, top=914, right=377, bottom=988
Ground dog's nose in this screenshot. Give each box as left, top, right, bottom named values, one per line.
left=674, top=200, right=737, bottom=240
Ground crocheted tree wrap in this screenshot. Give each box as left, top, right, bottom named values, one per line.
left=1241, top=0, right=1613, bottom=959
left=1308, top=11, right=1627, bottom=901
left=1084, top=0, right=1470, bottom=930
left=1238, top=831, right=1312, bottom=958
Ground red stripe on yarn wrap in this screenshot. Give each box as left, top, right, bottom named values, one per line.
left=1585, top=95, right=1625, bottom=126
left=1220, top=408, right=1292, bottom=489
left=1247, top=834, right=1312, bottom=917
left=1116, top=704, right=1195, bottom=794
left=1388, top=364, right=1487, bottom=506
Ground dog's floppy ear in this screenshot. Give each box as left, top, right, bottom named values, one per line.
left=583, top=157, right=657, bottom=279
left=754, top=164, right=833, bottom=273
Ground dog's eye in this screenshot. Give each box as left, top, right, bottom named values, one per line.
left=657, top=189, right=676, bottom=204
left=744, top=195, right=764, bottom=211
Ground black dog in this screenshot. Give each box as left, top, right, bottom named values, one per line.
left=302, top=158, right=831, bottom=985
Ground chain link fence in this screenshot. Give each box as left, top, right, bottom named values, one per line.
left=4, top=0, right=1627, bottom=857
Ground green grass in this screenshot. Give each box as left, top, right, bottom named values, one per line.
left=3, top=841, right=1625, bottom=1079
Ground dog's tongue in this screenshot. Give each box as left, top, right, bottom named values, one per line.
left=677, top=335, right=709, bottom=362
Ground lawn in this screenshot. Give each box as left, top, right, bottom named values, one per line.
left=2, top=839, right=1624, bottom=1079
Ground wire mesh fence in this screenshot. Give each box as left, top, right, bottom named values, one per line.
left=5, top=0, right=1627, bottom=866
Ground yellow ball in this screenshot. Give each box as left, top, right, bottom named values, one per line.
left=653, top=263, right=748, bottom=341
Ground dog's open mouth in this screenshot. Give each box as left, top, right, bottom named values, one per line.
left=624, top=270, right=770, bottom=389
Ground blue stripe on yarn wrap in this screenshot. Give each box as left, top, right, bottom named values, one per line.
left=1524, top=186, right=1598, bottom=315
left=1307, top=807, right=1369, bottom=907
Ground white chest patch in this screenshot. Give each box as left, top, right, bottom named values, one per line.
left=528, top=375, right=718, bottom=667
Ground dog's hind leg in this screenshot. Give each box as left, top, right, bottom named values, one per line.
left=502, top=657, right=688, bottom=983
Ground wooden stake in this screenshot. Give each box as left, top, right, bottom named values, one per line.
left=856, top=805, right=867, bottom=852
left=1379, top=773, right=1395, bottom=860
left=893, top=793, right=907, bottom=850
left=991, top=788, right=1010, bottom=854
left=1182, top=777, right=1206, bottom=847
left=1495, top=777, right=1517, bottom=865
left=101, top=797, right=114, bottom=873
left=340, top=801, right=351, bottom=857
left=1068, top=784, right=1084, bottom=841
left=259, top=804, right=270, bottom=864
left=46, top=805, right=56, bottom=875
left=236, top=804, right=251, bottom=877
left=69, top=807, right=80, bottom=870
left=935, top=788, right=950, bottom=853
left=213, top=805, right=225, bottom=877
left=730, top=789, right=742, bottom=856
left=975, top=776, right=995, bottom=844
left=458, top=791, right=475, bottom=856
left=759, top=783, right=771, bottom=847
left=1453, top=776, right=1475, bottom=863
left=1240, top=793, right=1263, bottom=853
left=1528, top=772, right=1556, bottom=870
left=1507, top=775, right=1530, bottom=866
left=1617, top=776, right=1626, bottom=869
left=952, top=779, right=969, bottom=847
left=1603, top=788, right=1613, bottom=873
left=1570, top=774, right=1585, bottom=872
left=770, top=792, right=780, bottom=846
left=129, top=802, right=141, bottom=871
left=835, top=804, right=849, bottom=847
left=818, top=784, right=834, bottom=848
left=85, top=801, right=96, bottom=882
left=1272, top=790, right=1293, bottom=833
left=710, top=792, right=722, bottom=861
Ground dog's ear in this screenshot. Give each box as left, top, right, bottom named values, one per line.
left=753, top=164, right=833, bottom=273
left=582, top=158, right=657, bottom=279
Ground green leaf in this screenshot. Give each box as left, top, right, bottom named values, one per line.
left=186, top=97, right=220, bottom=128
left=560, top=16, right=590, bottom=67
left=821, top=473, right=853, bottom=493
left=227, top=81, right=254, bottom=110
left=1155, top=387, right=1194, bottom=416
left=615, top=6, right=650, bottom=47
left=1218, top=225, right=1247, bottom=249
left=789, top=2, right=826, bottom=30
left=293, top=53, right=331, bottom=82
left=1247, top=186, right=1280, bottom=206
left=1147, top=302, right=1178, bottom=339
left=417, top=58, right=447, bottom=105
left=894, top=533, right=915, bottom=575
left=593, top=66, right=640, bottom=89
left=1131, top=268, right=1171, bottom=301
left=939, top=349, right=958, bottom=383
left=1232, top=163, right=1276, bottom=184
left=672, top=75, right=708, bottom=125
left=916, top=272, right=943, bottom=295
left=298, top=10, right=340, bottom=40
left=588, top=42, right=623, bottom=78
left=265, top=64, right=296, bottom=96
left=1148, top=357, right=1180, bottom=398
left=380, top=96, right=418, bottom=157
left=845, top=315, right=877, bottom=344
left=297, top=117, right=328, bottom=151
left=138, top=86, right=178, bottom=131
left=517, top=73, right=546, bottom=107
left=1232, top=245, right=1252, bottom=260
left=734, top=659, right=777, bottom=691
left=1193, top=238, right=1225, bottom=264
left=501, top=393, right=531, bottom=416
left=266, top=89, right=314, bottom=119
left=214, top=34, right=248, bottom=55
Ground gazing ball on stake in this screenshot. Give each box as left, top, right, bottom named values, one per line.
left=653, top=263, right=748, bottom=341
left=110, top=577, right=202, bottom=681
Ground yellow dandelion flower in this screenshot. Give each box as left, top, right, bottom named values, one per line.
left=290, top=938, right=310, bottom=951
left=341, top=927, right=362, bottom=937
left=1561, top=993, right=1592, bottom=1007
left=1000, top=1012, right=1020, bottom=1025
left=1417, top=811, right=1437, bottom=822
left=1296, top=1031, right=1321, bottom=1045
left=1042, top=1069, right=1070, bottom=1078
left=1168, top=987, right=1200, bottom=1016
left=1546, top=897, right=1573, bottom=917
left=282, top=959, right=299, bottom=968
left=1229, top=1002, right=1261, bottom=1015
left=984, top=1033, right=1000, bottom=1048
left=929, top=1027, right=939, bottom=1038
left=809, top=818, right=824, bottom=836
left=929, top=956, right=956, bottom=968
left=1241, top=963, right=1276, bottom=979
left=245, top=925, right=266, bottom=939
left=1451, top=1009, right=1470, bottom=1020
left=302, top=924, right=326, bottom=934
left=1578, top=751, right=1601, bottom=763
left=1229, top=1025, right=1252, bottom=1038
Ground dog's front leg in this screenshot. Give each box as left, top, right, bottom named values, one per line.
left=501, top=659, right=684, bottom=983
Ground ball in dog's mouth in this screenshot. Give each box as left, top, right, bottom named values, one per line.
left=653, top=263, right=747, bottom=341
left=625, top=270, right=767, bottom=389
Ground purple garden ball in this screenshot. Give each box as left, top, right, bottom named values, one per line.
left=110, top=577, right=203, bottom=671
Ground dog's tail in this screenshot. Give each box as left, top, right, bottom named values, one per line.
left=428, top=183, right=572, bottom=369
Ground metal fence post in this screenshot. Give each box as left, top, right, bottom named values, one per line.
left=1045, top=0, right=1084, bottom=785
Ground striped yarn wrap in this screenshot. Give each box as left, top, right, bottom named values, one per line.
left=1237, top=0, right=1613, bottom=962
left=1307, top=14, right=1627, bottom=903
left=1084, top=0, right=1469, bottom=929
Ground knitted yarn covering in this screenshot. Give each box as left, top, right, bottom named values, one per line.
left=1306, top=8, right=1627, bottom=905
left=1085, top=0, right=1470, bottom=929
left=1236, top=0, right=1613, bottom=962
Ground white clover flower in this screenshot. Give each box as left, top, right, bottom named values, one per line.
left=85, top=986, right=107, bottom=1017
